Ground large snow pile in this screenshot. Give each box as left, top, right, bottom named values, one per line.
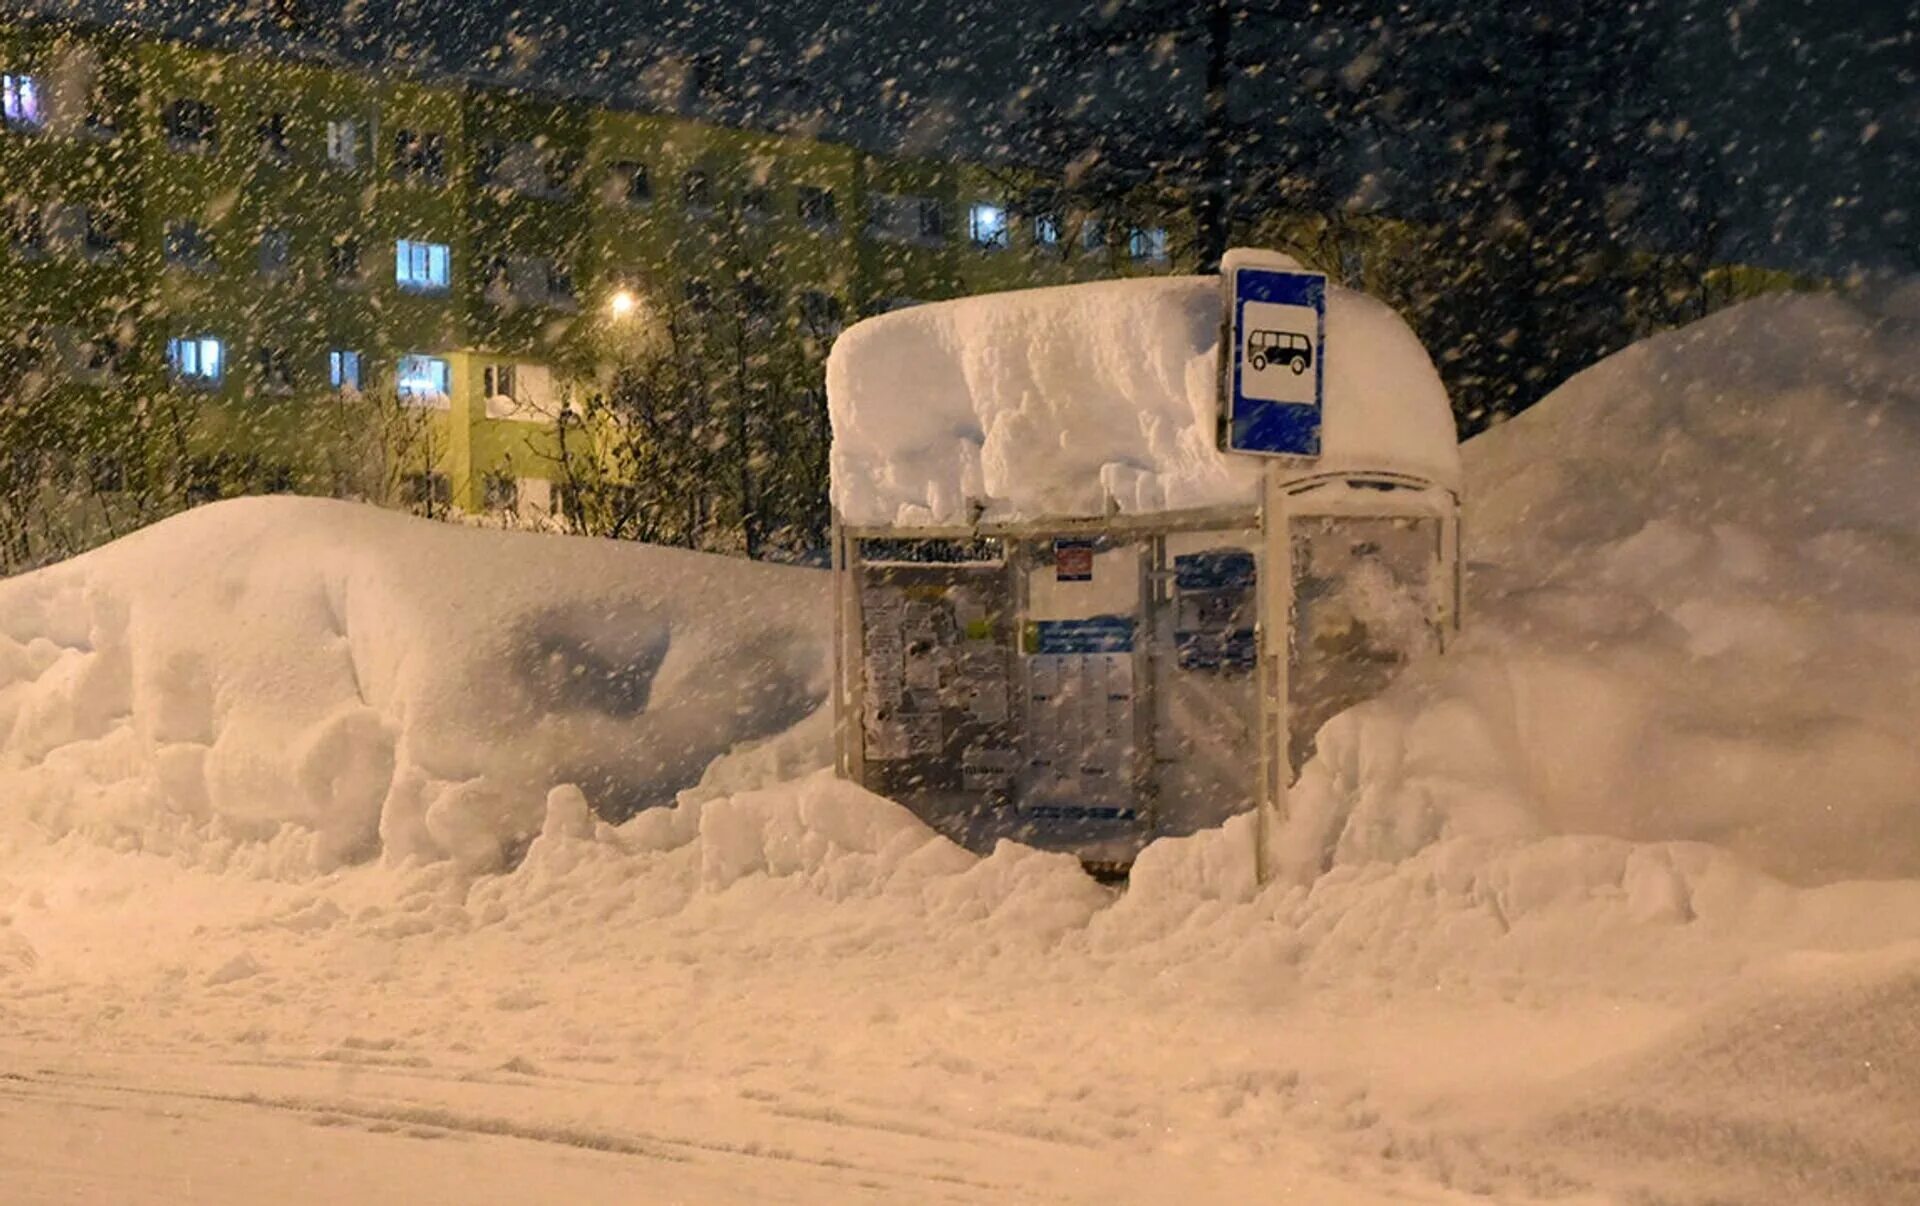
left=1278, top=282, right=1920, bottom=887
left=3, top=290, right=1920, bottom=1204
left=0, top=497, right=830, bottom=872
left=826, top=273, right=1460, bottom=526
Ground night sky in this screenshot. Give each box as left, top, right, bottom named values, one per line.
left=26, top=0, right=1918, bottom=274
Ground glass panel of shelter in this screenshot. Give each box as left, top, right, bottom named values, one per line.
left=849, top=514, right=1447, bottom=865
left=853, top=539, right=1019, bottom=851
left=1287, top=514, right=1447, bottom=772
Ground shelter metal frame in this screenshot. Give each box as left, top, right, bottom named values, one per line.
left=832, top=469, right=1460, bottom=879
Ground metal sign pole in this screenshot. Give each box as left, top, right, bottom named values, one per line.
left=1255, top=461, right=1292, bottom=886
left=1221, top=249, right=1319, bottom=887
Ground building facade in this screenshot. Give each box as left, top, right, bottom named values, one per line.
left=0, top=19, right=1189, bottom=522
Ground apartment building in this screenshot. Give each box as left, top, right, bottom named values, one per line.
left=0, top=18, right=1187, bottom=519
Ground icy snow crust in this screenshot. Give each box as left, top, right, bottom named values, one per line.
left=826, top=274, right=1461, bottom=527
left=3, top=286, right=1920, bottom=1201
left=0, top=497, right=830, bottom=873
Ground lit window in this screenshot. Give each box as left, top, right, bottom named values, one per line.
left=167, top=335, right=224, bottom=386
left=1128, top=226, right=1169, bottom=263
left=329, top=349, right=361, bottom=392
left=395, top=238, right=451, bottom=291
left=1034, top=213, right=1062, bottom=247
left=3, top=74, right=43, bottom=130
left=969, top=202, right=1009, bottom=250
left=396, top=353, right=450, bottom=404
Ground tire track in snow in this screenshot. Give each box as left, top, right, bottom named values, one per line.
left=0, top=1064, right=1019, bottom=1198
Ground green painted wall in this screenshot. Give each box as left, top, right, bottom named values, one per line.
left=2, top=16, right=1207, bottom=523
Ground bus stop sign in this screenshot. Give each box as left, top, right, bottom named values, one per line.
left=1222, top=256, right=1327, bottom=459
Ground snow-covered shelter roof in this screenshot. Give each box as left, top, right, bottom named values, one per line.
left=827, top=275, right=1460, bottom=529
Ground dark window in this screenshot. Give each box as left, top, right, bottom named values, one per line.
left=84, top=208, right=121, bottom=257
left=609, top=160, right=650, bottom=205
left=393, top=129, right=447, bottom=182
left=473, top=140, right=504, bottom=185
left=740, top=275, right=776, bottom=319
left=83, top=82, right=117, bottom=138
left=482, top=362, right=516, bottom=400
left=256, top=111, right=291, bottom=161
left=683, top=168, right=713, bottom=211
left=8, top=200, right=45, bottom=255
left=541, top=149, right=578, bottom=196
left=741, top=184, right=773, bottom=220
left=684, top=278, right=712, bottom=314
left=165, top=98, right=218, bottom=153
left=797, top=186, right=837, bottom=229
left=328, top=235, right=361, bottom=283
left=799, top=290, right=844, bottom=337
left=400, top=471, right=452, bottom=509
left=164, top=220, right=215, bottom=272
left=255, top=345, right=294, bottom=393
left=917, top=198, right=946, bottom=241
left=1341, top=246, right=1366, bottom=284
left=257, top=228, right=291, bottom=277
left=483, top=472, right=518, bottom=513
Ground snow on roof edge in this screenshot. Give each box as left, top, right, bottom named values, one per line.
left=827, top=274, right=1460, bottom=529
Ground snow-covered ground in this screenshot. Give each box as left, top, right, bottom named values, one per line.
left=4, top=283, right=1919, bottom=1203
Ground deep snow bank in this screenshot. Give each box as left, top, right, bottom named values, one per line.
left=1275, top=283, right=1920, bottom=886
left=0, top=498, right=830, bottom=871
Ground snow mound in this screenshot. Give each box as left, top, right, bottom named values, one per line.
left=0, top=497, right=831, bottom=872
left=479, top=768, right=1112, bottom=944
left=1275, top=284, right=1920, bottom=886
left=827, top=274, right=1459, bottom=527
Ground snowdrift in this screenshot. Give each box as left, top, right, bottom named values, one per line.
left=1277, top=282, right=1920, bottom=886
left=2, top=289, right=1920, bottom=1205
left=0, top=497, right=831, bottom=871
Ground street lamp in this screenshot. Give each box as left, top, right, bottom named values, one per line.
left=607, top=288, right=639, bottom=319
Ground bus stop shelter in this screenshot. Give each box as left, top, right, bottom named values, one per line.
left=826, top=261, right=1461, bottom=876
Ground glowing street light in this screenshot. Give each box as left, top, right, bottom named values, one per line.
left=607, top=288, right=639, bottom=319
